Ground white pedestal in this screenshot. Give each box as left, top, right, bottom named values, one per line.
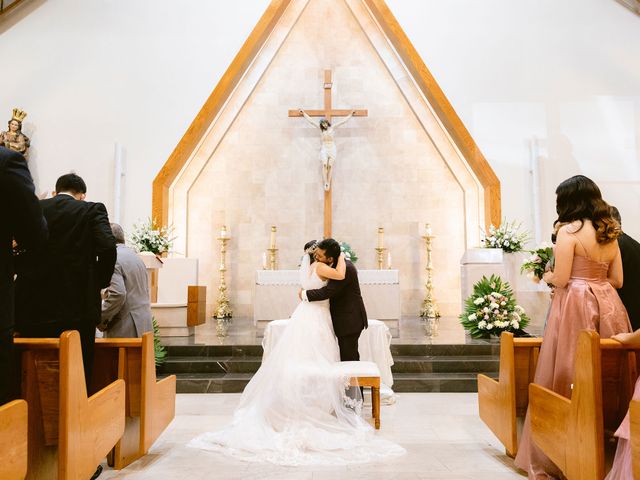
left=152, top=303, right=194, bottom=337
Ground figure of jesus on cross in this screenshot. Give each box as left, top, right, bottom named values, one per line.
left=289, top=70, right=367, bottom=237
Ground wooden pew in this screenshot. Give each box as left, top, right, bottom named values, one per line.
left=477, top=332, right=542, bottom=457
left=630, top=400, right=640, bottom=480
left=15, top=331, right=125, bottom=480
left=0, top=399, right=28, bottom=480
left=92, top=332, right=176, bottom=469
left=528, top=330, right=638, bottom=480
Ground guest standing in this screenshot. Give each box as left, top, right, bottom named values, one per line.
left=514, top=175, right=631, bottom=478
left=0, top=147, right=47, bottom=403
left=15, top=173, right=116, bottom=386
left=99, top=223, right=152, bottom=338
left=611, top=206, right=640, bottom=330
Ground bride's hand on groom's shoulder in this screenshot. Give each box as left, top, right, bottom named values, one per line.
left=298, top=288, right=303, bottom=300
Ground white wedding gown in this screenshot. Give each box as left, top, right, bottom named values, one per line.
left=189, top=256, right=405, bottom=466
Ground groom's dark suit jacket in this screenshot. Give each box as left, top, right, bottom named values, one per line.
left=618, top=232, right=640, bottom=330
left=306, top=260, right=368, bottom=338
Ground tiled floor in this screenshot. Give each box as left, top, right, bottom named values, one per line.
left=100, top=393, right=525, bottom=479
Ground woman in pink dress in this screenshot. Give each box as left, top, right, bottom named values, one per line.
left=514, top=175, right=630, bottom=479
left=606, top=330, right=640, bottom=479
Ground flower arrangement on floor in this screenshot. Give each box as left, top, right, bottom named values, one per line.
left=130, top=218, right=175, bottom=255
left=481, top=220, right=530, bottom=253
left=460, top=275, right=529, bottom=338
left=152, top=317, right=167, bottom=367
left=520, top=243, right=555, bottom=285
left=339, top=241, right=358, bottom=263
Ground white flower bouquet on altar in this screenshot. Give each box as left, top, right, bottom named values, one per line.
left=481, top=220, right=530, bottom=253
left=130, top=218, right=175, bottom=255
left=460, top=275, right=529, bottom=338
left=520, top=243, right=555, bottom=285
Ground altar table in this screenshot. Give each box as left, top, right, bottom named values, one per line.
left=254, top=269, right=400, bottom=323
left=262, top=318, right=395, bottom=400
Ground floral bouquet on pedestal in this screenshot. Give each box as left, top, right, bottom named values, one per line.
left=130, top=218, right=175, bottom=255
left=482, top=220, right=530, bottom=253
left=520, top=243, right=554, bottom=285
left=460, top=275, right=529, bottom=338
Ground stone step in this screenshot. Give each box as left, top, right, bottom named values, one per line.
left=165, top=343, right=500, bottom=358
left=162, top=357, right=262, bottom=374
left=391, top=356, right=499, bottom=374
left=173, top=372, right=497, bottom=394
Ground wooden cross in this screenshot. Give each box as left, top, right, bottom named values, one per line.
left=288, top=69, right=368, bottom=238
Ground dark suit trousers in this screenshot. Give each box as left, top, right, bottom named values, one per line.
left=0, top=324, right=15, bottom=404
left=338, top=333, right=360, bottom=361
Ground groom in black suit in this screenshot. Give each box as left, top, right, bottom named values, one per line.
left=301, top=238, right=368, bottom=361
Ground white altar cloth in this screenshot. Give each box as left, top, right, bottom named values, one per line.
left=262, top=319, right=395, bottom=401
left=254, top=270, right=400, bottom=322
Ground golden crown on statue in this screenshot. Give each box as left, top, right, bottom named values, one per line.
left=11, top=108, right=27, bottom=122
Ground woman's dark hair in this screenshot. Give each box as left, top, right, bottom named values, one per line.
left=304, top=239, right=317, bottom=264
left=554, top=175, right=620, bottom=244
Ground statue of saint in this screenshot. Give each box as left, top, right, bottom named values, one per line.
left=299, top=109, right=354, bottom=191
left=0, top=108, right=30, bottom=157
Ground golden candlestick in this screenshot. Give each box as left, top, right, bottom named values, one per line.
left=375, top=247, right=387, bottom=270
left=420, top=223, right=440, bottom=325
left=266, top=225, right=278, bottom=270
left=214, top=225, right=232, bottom=320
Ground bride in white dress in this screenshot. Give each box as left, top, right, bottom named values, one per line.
left=189, top=242, right=405, bottom=466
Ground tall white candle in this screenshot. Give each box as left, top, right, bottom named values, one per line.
left=377, top=227, right=384, bottom=249
left=270, top=226, right=276, bottom=248
left=425, top=223, right=432, bottom=237
left=262, top=252, right=267, bottom=270
left=387, top=252, right=392, bottom=269
left=220, top=226, right=228, bottom=238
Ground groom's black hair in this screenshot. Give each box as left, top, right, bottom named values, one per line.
left=317, top=238, right=341, bottom=266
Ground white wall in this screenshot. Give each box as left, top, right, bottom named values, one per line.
left=387, top=0, right=640, bottom=241
left=1, top=0, right=638, bottom=240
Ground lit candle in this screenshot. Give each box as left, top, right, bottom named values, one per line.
left=270, top=226, right=276, bottom=248
left=425, top=223, right=432, bottom=237
left=387, top=252, right=392, bottom=269
left=377, top=227, right=384, bottom=249
left=262, top=252, right=267, bottom=270
left=220, top=225, right=228, bottom=238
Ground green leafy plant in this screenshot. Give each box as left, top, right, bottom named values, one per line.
left=460, top=275, right=529, bottom=338
left=152, top=317, right=167, bottom=367
left=338, top=241, right=358, bottom=263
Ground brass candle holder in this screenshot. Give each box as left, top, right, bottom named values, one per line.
left=375, top=247, right=387, bottom=270
left=420, top=223, right=440, bottom=336
left=214, top=225, right=233, bottom=320
left=267, top=225, right=278, bottom=270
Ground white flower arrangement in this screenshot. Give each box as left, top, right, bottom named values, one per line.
left=460, top=274, right=530, bottom=338
left=130, top=218, right=175, bottom=255
left=482, top=220, right=530, bottom=253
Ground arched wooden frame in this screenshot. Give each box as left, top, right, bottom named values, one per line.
left=152, top=0, right=501, bottom=228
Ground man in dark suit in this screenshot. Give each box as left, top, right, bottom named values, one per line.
left=612, top=207, right=640, bottom=330
left=0, top=147, right=47, bottom=403
left=15, top=173, right=116, bottom=387
left=301, top=238, right=368, bottom=361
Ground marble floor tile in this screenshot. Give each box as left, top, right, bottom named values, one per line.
left=100, top=393, right=525, bottom=480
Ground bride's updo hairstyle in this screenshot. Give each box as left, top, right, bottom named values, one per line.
left=304, top=240, right=318, bottom=263
left=554, top=175, right=620, bottom=244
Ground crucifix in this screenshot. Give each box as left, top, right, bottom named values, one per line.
left=289, top=69, right=367, bottom=238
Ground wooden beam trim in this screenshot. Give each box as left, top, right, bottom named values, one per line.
left=152, top=0, right=292, bottom=225
left=363, top=0, right=501, bottom=227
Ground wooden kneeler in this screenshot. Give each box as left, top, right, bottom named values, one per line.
left=0, top=399, right=28, bottom=480
left=477, top=332, right=542, bottom=457
left=92, top=332, right=176, bottom=469
left=15, top=331, right=125, bottom=480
